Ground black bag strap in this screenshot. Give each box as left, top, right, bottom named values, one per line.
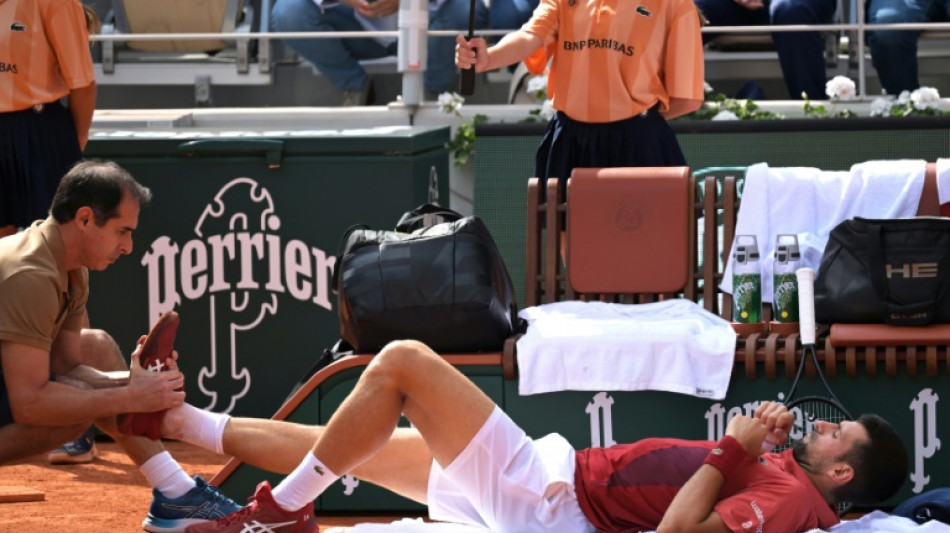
left=395, top=203, right=463, bottom=233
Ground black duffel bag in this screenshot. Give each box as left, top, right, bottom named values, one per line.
left=815, top=216, right=950, bottom=325
left=333, top=203, right=518, bottom=353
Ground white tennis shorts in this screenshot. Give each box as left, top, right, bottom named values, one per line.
left=427, top=407, right=596, bottom=533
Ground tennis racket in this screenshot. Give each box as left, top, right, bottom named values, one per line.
left=782, top=267, right=853, bottom=427
left=458, top=0, right=477, bottom=95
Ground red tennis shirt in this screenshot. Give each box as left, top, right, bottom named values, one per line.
left=574, top=438, right=839, bottom=533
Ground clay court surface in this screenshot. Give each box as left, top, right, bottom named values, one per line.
left=0, top=440, right=410, bottom=532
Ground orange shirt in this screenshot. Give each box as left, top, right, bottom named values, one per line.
left=0, top=0, right=95, bottom=112
left=521, top=0, right=704, bottom=123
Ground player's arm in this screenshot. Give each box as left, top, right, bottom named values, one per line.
left=658, top=415, right=771, bottom=533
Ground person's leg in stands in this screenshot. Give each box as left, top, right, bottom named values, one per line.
left=769, top=0, right=837, bottom=99
left=693, top=0, right=769, bottom=45
left=867, top=0, right=941, bottom=94
left=488, top=0, right=537, bottom=31
left=271, top=0, right=389, bottom=93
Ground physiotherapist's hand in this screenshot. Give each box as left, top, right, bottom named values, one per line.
left=127, top=349, right=186, bottom=412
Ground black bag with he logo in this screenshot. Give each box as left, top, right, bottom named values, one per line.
left=814, top=217, right=950, bottom=325
left=332, top=203, right=518, bottom=353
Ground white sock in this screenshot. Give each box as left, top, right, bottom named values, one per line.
left=173, top=403, right=230, bottom=455
left=271, top=452, right=339, bottom=512
left=140, top=451, right=196, bottom=499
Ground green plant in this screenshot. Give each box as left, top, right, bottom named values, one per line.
left=679, top=93, right=785, bottom=121
left=446, top=113, right=487, bottom=167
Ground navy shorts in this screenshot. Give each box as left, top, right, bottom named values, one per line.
left=534, top=108, right=687, bottom=201
left=0, top=101, right=83, bottom=228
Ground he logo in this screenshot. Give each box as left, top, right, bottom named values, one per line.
left=636, top=6, right=652, bottom=16
left=586, top=392, right=617, bottom=447
left=909, top=388, right=940, bottom=493
left=10, top=22, right=26, bottom=31
left=141, top=177, right=335, bottom=414
left=886, top=262, right=938, bottom=279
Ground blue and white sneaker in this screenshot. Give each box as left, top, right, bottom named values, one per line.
left=143, top=475, right=241, bottom=533
left=48, top=430, right=97, bottom=465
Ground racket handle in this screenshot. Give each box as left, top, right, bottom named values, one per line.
left=796, top=267, right=816, bottom=345
left=459, top=0, right=477, bottom=96
left=459, top=68, right=475, bottom=95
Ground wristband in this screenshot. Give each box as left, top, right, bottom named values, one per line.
left=703, top=436, right=750, bottom=475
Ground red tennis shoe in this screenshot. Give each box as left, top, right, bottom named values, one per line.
left=117, top=310, right=181, bottom=440
left=185, top=480, right=318, bottom=533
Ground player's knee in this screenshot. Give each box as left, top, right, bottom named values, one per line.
left=80, top=328, right=125, bottom=370
left=370, top=340, right=437, bottom=377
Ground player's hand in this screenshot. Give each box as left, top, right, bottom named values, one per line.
left=456, top=35, right=490, bottom=72
left=725, top=415, right=770, bottom=456
left=127, top=342, right=185, bottom=412
left=754, top=401, right=793, bottom=448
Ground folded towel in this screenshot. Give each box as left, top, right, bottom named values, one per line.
left=721, top=160, right=926, bottom=301
left=515, top=300, right=737, bottom=399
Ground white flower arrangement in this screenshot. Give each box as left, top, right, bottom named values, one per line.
left=825, top=76, right=856, bottom=101
left=873, top=86, right=947, bottom=117
left=437, top=91, right=465, bottom=115
left=711, top=110, right=740, bottom=121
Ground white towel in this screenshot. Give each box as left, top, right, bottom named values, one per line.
left=349, top=512, right=947, bottom=533
left=351, top=518, right=492, bottom=533
left=721, top=160, right=926, bottom=301
left=807, top=511, right=950, bottom=533
left=515, top=300, right=737, bottom=399
left=937, top=158, right=950, bottom=206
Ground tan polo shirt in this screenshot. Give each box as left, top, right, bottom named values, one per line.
left=0, top=218, right=89, bottom=352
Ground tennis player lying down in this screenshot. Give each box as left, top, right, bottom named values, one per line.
left=148, top=339, right=908, bottom=533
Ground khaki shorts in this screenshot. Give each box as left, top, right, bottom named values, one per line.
left=427, top=407, right=596, bottom=533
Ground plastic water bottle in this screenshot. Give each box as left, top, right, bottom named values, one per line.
left=772, top=234, right=800, bottom=323
left=732, top=235, right=761, bottom=323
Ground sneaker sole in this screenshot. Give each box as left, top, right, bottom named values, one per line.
left=142, top=516, right=212, bottom=533
left=48, top=444, right=98, bottom=465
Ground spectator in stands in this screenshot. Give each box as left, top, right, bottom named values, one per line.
left=694, top=0, right=837, bottom=100
left=454, top=0, right=704, bottom=197
left=489, top=0, right=537, bottom=35
left=0, top=161, right=242, bottom=532
left=867, top=0, right=949, bottom=95
left=0, top=0, right=98, bottom=239
left=271, top=0, right=487, bottom=106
